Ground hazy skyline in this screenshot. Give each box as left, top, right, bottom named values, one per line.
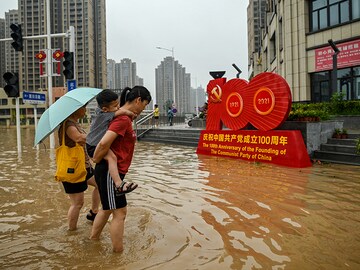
left=1, top=0, right=249, bottom=97
left=107, top=0, right=249, bottom=93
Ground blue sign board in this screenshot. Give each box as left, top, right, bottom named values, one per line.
left=23, top=91, right=46, bottom=105
left=67, top=80, right=77, bottom=91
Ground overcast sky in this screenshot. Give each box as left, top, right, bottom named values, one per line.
left=1, top=0, right=249, bottom=97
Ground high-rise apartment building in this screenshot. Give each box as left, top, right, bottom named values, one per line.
left=113, top=58, right=143, bottom=89
left=3, top=0, right=107, bottom=93
left=0, top=18, right=6, bottom=81
left=136, top=76, right=144, bottom=86
left=247, top=0, right=266, bottom=77
left=107, top=59, right=116, bottom=89
left=248, top=0, right=360, bottom=102
left=155, top=56, right=191, bottom=115
left=189, top=86, right=206, bottom=115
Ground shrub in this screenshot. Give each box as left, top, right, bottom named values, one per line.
left=356, top=138, right=360, bottom=155
left=329, top=92, right=360, bottom=115
left=287, top=92, right=360, bottom=121
left=288, top=102, right=330, bottom=121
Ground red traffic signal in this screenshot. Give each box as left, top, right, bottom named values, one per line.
left=3, top=72, right=20, bottom=97
left=63, top=51, right=74, bottom=80
left=10, top=23, right=23, bottom=52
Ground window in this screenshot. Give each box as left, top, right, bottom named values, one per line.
left=270, top=33, right=276, bottom=62
left=352, top=67, right=360, bottom=99
left=340, top=1, right=350, bottom=21
left=0, top=109, right=10, bottom=116
left=353, top=1, right=360, bottom=19
left=263, top=48, right=268, bottom=71
left=330, top=4, right=339, bottom=25
left=279, top=18, right=283, bottom=51
left=338, top=68, right=351, bottom=99
left=311, top=71, right=330, bottom=102
left=310, top=0, right=359, bottom=31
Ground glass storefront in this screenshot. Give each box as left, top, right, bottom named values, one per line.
left=311, top=66, right=360, bottom=102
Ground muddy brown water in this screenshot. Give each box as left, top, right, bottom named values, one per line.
left=0, top=128, right=359, bottom=269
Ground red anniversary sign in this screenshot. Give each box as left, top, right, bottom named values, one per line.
left=206, top=72, right=291, bottom=131
left=197, top=72, right=312, bottom=168
left=197, top=130, right=311, bottom=168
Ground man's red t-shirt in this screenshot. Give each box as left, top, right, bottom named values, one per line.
left=108, top=115, right=136, bottom=174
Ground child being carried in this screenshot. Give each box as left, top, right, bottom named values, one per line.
left=86, top=89, right=138, bottom=212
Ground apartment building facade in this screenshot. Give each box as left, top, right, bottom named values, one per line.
left=114, top=58, right=141, bottom=89
left=107, top=59, right=116, bottom=89
left=189, top=86, right=206, bottom=115
left=0, top=90, right=47, bottom=126
left=248, top=0, right=360, bottom=102
left=155, top=56, right=191, bottom=116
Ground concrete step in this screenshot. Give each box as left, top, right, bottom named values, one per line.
left=139, top=137, right=199, bottom=147
left=138, top=128, right=201, bottom=147
left=313, top=150, right=360, bottom=165
left=152, top=129, right=202, bottom=135
left=348, top=132, right=360, bottom=139
left=327, top=138, right=357, bottom=146
left=141, top=131, right=199, bottom=140
left=314, top=130, right=360, bottom=165
left=143, top=134, right=199, bottom=142
left=320, top=144, right=357, bottom=154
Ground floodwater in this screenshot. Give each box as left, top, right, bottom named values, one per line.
left=1, top=127, right=360, bottom=270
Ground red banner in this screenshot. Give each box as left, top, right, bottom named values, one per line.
left=196, top=130, right=312, bottom=168
left=315, top=39, right=360, bottom=71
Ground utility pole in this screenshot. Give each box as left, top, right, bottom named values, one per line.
left=46, top=0, right=55, bottom=148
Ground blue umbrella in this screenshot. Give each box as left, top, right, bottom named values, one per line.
left=34, top=87, right=102, bottom=146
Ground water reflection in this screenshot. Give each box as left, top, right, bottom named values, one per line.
left=0, top=127, right=359, bottom=269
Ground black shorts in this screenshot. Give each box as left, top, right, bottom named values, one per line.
left=86, top=143, right=96, bottom=158
left=94, top=160, right=127, bottom=210
left=62, top=167, right=94, bottom=194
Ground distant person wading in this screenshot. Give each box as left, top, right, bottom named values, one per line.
left=167, top=107, right=174, bottom=126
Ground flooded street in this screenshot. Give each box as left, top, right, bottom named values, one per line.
left=1, top=127, right=360, bottom=269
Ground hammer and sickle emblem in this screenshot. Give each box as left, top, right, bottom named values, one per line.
left=210, top=85, right=222, bottom=103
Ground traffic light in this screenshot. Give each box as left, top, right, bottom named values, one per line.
left=63, top=51, right=74, bottom=80
left=10, top=23, right=23, bottom=52
left=3, top=72, right=20, bottom=97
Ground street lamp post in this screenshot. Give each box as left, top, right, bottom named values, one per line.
left=328, top=39, right=340, bottom=97
left=192, top=77, right=199, bottom=116
left=195, top=87, right=198, bottom=116
left=156, top=46, right=176, bottom=106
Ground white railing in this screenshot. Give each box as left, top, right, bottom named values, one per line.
left=134, top=111, right=154, bottom=138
